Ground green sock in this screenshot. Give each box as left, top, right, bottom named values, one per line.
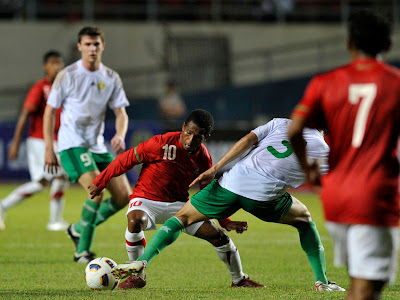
left=74, top=221, right=83, bottom=234
left=297, top=221, right=328, bottom=284
left=94, top=197, right=123, bottom=226
left=77, top=199, right=100, bottom=254
left=74, top=198, right=123, bottom=234
left=138, top=217, right=184, bottom=265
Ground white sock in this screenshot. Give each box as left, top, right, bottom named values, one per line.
left=0, top=181, right=44, bottom=210
left=49, top=178, right=69, bottom=223
left=125, top=228, right=146, bottom=261
left=214, top=239, right=246, bottom=284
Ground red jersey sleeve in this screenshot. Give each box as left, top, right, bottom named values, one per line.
left=135, top=135, right=164, bottom=164
left=92, top=135, right=164, bottom=190
left=23, top=83, right=43, bottom=113
left=93, top=147, right=141, bottom=190
left=292, top=76, right=326, bottom=130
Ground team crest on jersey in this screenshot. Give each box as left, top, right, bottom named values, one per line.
left=98, top=82, right=105, bottom=91
left=193, top=168, right=200, bottom=175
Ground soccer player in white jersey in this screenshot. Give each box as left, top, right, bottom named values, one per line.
left=43, top=26, right=132, bottom=263
left=111, top=118, right=345, bottom=292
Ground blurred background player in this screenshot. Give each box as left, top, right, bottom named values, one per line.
left=158, top=79, right=187, bottom=132
left=0, top=50, right=69, bottom=231
left=111, top=118, right=344, bottom=292
left=89, top=109, right=264, bottom=289
left=288, top=10, right=399, bottom=300
left=43, top=26, right=132, bottom=263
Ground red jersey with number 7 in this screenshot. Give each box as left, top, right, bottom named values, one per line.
left=292, top=58, right=400, bottom=226
left=93, top=131, right=213, bottom=203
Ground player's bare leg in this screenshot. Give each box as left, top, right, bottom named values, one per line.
left=113, top=201, right=206, bottom=280
left=278, top=195, right=345, bottom=292
left=346, top=278, right=385, bottom=300
left=194, top=219, right=265, bottom=287
left=117, top=209, right=149, bottom=289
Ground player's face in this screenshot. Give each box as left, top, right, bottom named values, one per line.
left=43, top=56, right=64, bottom=82
left=78, top=35, right=105, bottom=66
left=180, top=121, right=209, bottom=153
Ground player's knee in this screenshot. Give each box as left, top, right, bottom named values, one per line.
left=38, top=178, right=49, bottom=187
left=301, top=208, right=312, bottom=222
left=127, top=212, right=148, bottom=233
left=209, top=228, right=230, bottom=247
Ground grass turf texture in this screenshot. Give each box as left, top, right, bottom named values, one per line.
left=0, top=184, right=399, bottom=299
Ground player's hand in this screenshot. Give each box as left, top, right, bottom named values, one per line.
left=305, top=159, right=322, bottom=191
left=189, top=168, right=217, bottom=188
left=44, top=149, right=59, bottom=174
left=225, top=221, right=248, bottom=234
left=7, top=142, right=19, bottom=160
left=88, top=183, right=103, bottom=199
left=111, top=135, right=126, bottom=155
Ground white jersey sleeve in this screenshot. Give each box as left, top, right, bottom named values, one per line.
left=47, top=68, right=70, bottom=109
left=105, top=68, right=129, bottom=109
left=219, top=118, right=330, bottom=201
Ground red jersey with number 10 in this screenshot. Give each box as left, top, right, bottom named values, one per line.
left=93, top=131, right=213, bottom=203
left=293, top=58, right=400, bottom=226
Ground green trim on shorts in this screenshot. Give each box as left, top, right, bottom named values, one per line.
left=191, top=180, right=293, bottom=222
left=134, top=147, right=142, bottom=163
left=60, top=147, right=114, bottom=183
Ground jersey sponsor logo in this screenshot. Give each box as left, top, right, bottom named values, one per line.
left=98, top=82, right=106, bottom=91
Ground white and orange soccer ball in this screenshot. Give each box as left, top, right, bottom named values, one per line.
left=85, top=257, right=118, bottom=290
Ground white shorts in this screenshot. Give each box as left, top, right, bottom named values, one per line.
left=126, top=198, right=210, bottom=236
left=326, top=222, right=399, bottom=284
left=27, top=137, right=65, bottom=182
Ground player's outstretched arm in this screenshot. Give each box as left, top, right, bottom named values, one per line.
left=218, top=218, right=248, bottom=234
left=189, top=132, right=258, bottom=188
left=111, top=107, right=128, bottom=155
left=288, top=114, right=322, bottom=187
left=224, top=221, right=248, bottom=234
left=43, top=104, right=59, bottom=174
left=88, top=183, right=103, bottom=199
left=8, top=109, right=30, bottom=160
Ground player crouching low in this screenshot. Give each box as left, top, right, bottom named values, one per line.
left=88, top=109, right=264, bottom=289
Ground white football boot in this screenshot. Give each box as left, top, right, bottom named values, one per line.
left=112, top=260, right=147, bottom=280
left=316, top=280, right=346, bottom=291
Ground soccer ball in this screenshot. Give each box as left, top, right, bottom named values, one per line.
left=85, top=257, right=118, bottom=290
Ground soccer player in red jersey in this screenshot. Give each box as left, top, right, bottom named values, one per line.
left=288, top=11, right=399, bottom=300
left=0, top=51, right=69, bottom=231
left=89, top=109, right=264, bottom=289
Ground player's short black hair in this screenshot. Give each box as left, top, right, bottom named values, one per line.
left=43, top=50, right=61, bottom=64
left=185, top=109, right=214, bottom=136
left=78, top=26, right=105, bottom=43
left=348, top=10, right=392, bottom=57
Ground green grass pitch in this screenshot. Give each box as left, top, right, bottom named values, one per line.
left=0, top=184, right=399, bottom=299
